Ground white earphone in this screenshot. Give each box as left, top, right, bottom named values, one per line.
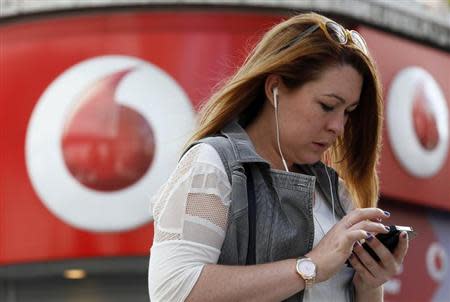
left=273, top=86, right=279, bottom=109
left=272, top=86, right=289, bottom=172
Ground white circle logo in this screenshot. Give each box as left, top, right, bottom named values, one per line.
left=387, top=67, right=449, bottom=178
left=25, top=55, right=196, bottom=232
left=426, top=242, right=448, bottom=282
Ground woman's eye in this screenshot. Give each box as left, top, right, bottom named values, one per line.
left=320, top=103, right=334, bottom=112
left=345, top=107, right=358, bottom=115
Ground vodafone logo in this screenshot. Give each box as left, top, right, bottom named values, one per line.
left=426, top=242, right=448, bottom=282
left=62, top=68, right=155, bottom=191
left=387, top=67, right=449, bottom=178
left=25, top=55, right=195, bottom=232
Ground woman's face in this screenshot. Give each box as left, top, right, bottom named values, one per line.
left=277, top=64, right=363, bottom=165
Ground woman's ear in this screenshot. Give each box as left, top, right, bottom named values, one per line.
left=265, top=74, right=282, bottom=109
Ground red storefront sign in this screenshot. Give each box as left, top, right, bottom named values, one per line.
left=360, top=26, right=450, bottom=211
left=0, top=11, right=280, bottom=265
left=359, top=25, right=450, bottom=301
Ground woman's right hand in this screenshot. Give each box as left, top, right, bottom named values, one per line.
left=306, top=208, right=391, bottom=283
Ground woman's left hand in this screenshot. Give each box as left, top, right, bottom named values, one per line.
left=349, top=231, right=409, bottom=292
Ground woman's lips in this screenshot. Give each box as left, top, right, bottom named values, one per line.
left=312, top=142, right=328, bottom=150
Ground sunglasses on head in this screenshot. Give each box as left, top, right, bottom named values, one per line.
left=280, top=20, right=369, bottom=55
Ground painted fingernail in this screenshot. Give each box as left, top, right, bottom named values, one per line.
left=401, top=231, right=407, bottom=239
left=384, top=211, right=390, bottom=217
left=385, top=226, right=391, bottom=232
left=367, top=233, right=374, bottom=241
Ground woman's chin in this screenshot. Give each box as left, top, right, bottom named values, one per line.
left=295, top=154, right=322, bottom=165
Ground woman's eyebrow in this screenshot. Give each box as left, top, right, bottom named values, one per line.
left=322, top=93, right=359, bottom=107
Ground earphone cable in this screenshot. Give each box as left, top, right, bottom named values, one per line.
left=274, top=89, right=289, bottom=172
left=325, top=166, right=336, bottom=224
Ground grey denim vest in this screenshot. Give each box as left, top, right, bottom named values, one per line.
left=188, top=121, right=355, bottom=301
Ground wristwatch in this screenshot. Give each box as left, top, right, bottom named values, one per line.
left=296, top=257, right=316, bottom=290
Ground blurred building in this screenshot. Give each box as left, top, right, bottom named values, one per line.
left=1, top=0, right=449, bottom=301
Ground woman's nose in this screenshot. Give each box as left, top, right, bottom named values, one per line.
left=327, top=113, right=346, bottom=136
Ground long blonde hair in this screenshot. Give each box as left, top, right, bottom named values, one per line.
left=186, top=12, right=383, bottom=209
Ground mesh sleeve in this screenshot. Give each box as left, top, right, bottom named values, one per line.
left=151, top=143, right=231, bottom=249
left=149, top=143, right=232, bottom=301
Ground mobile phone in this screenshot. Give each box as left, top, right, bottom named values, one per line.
left=362, top=225, right=416, bottom=262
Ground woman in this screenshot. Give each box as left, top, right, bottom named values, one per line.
left=149, top=12, right=409, bottom=302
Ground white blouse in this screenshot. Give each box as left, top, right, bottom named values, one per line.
left=149, top=143, right=355, bottom=302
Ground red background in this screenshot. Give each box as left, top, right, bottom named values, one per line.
left=360, top=26, right=450, bottom=211
left=0, top=11, right=280, bottom=264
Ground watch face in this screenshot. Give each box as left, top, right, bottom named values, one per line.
left=298, top=260, right=316, bottom=278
